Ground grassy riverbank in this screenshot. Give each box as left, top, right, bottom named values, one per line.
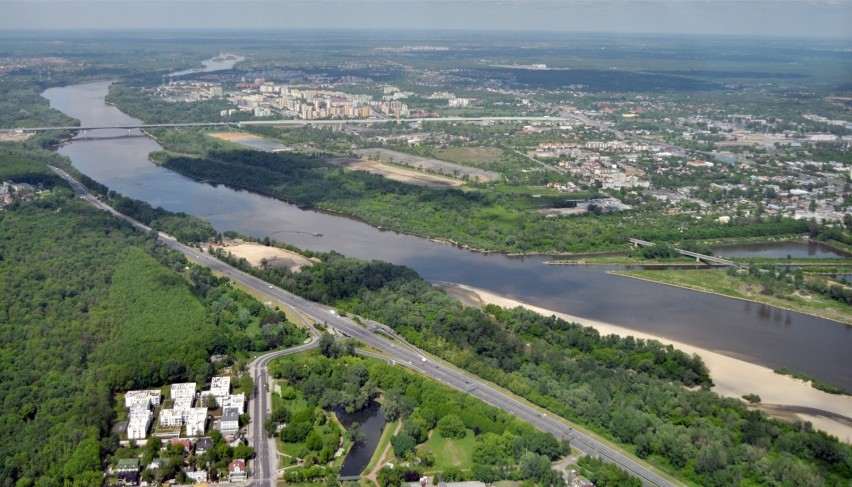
left=612, top=268, right=852, bottom=325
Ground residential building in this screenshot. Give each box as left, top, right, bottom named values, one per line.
left=127, top=409, right=152, bottom=440
left=115, top=458, right=140, bottom=484
left=228, top=460, right=247, bottom=482
left=186, top=408, right=208, bottom=437
left=124, top=389, right=161, bottom=408
left=184, top=468, right=208, bottom=484
left=219, top=406, right=240, bottom=435
left=209, top=376, right=230, bottom=398
left=195, top=437, right=214, bottom=456
left=220, top=393, right=246, bottom=413
left=171, top=382, right=196, bottom=400
left=159, top=408, right=183, bottom=428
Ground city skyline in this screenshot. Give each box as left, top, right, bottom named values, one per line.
left=1, top=0, right=851, bottom=39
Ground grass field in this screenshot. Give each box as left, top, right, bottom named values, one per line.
left=614, top=268, right=852, bottom=324
left=434, top=147, right=504, bottom=165
left=418, top=429, right=476, bottom=471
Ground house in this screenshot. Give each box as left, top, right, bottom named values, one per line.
left=170, top=438, right=192, bottom=453
left=219, top=406, right=240, bottom=436
left=147, top=458, right=169, bottom=471
left=228, top=459, right=247, bottom=482
left=195, top=437, right=214, bottom=456
left=183, top=468, right=208, bottom=483
left=115, top=458, right=140, bottom=484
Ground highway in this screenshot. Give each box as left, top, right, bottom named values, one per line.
left=50, top=166, right=677, bottom=487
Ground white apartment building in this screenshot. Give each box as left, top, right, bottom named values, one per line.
left=219, top=407, right=240, bottom=435
left=185, top=408, right=208, bottom=437
left=127, top=409, right=152, bottom=440
left=171, top=383, right=196, bottom=400
left=159, top=409, right=184, bottom=428
left=124, top=389, right=161, bottom=409
left=209, top=376, right=230, bottom=398
left=220, top=393, right=246, bottom=413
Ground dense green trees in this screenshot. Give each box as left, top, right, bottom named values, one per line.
left=0, top=152, right=304, bottom=486
left=154, top=142, right=812, bottom=253
left=218, top=241, right=851, bottom=486
left=271, top=352, right=569, bottom=484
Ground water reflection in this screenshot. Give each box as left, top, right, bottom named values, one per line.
left=336, top=402, right=386, bottom=477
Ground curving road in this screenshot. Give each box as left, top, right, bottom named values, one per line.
left=51, top=166, right=678, bottom=487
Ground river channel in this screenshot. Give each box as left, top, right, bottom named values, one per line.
left=42, top=60, right=852, bottom=390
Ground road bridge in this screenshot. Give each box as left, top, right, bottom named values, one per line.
left=629, top=238, right=741, bottom=267
left=4, top=116, right=568, bottom=133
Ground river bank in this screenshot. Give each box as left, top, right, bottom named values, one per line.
left=438, top=282, right=852, bottom=443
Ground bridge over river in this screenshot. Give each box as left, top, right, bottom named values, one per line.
left=629, top=238, right=744, bottom=267
left=2, top=116, right=568, bottom=133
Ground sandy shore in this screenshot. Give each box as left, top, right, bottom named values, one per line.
left=210, top=239, right=315, bottom=272
left=438, top=282, right=852, bottom=443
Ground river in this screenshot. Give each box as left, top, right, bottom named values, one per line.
left=41, top=60, right=852, bottom=390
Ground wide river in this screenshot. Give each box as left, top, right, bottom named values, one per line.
left=42, top=59, right=852, bottom=390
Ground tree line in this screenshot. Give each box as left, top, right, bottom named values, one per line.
left=212, top=242, right=851, bottom=486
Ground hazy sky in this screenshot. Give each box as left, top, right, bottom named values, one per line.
left=2, top=0, right=851, bottom=38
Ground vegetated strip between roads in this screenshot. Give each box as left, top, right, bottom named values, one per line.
left=50, top=166, right=678, bottom=487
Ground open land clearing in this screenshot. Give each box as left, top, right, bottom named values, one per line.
left=0, top=132, right=33, bottom=142
left=438, top=282, right=852, bottom=443
left=209, top=239, right=316, bottom=272
left=208, top=132, right=293, bottom=152
left=326, top=157, right=463, bottom=188
left=353, top=148, right=501, bottom=182
left=434, top=147, right=504, bottom=165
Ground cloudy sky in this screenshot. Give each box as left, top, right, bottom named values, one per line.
left=2, top=0, right=851, bottom=38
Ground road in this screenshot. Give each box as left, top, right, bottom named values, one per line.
left=51, top=166, right=677, bottom=487
left=13, top=116, right=568, bottom=133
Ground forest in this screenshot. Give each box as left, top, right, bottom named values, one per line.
left=0, top=151, right=305, bottom=486
left=155, top=141, right=813, bottom=254
left=211, top=245, right=852, bottom=487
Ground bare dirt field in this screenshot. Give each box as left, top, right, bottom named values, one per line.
left=208, top=132, right=255, bottom=142
left=0, top=132, right=33, bottom=142
left=327, top=157, right=463, bottom=187
left=210, top=239, right=315, bottom=272
left=434, top=147, right=504, bottom=165
left=353, top=148, right=500, bottom=182
left=208, top=132, right=292, bottom=152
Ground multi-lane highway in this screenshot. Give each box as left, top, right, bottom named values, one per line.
left=51, top=166, right=677, bottom=487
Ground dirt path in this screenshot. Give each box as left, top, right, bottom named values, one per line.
left=365, top=421, right=403, bottom=484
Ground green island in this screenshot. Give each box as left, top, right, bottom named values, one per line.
left=613, top=263, right=852, bottom=327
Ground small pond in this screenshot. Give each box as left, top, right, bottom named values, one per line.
left=336, top=401, right=386, bottom=477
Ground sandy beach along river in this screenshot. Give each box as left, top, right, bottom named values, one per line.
left=439, top=282, right=852, bottom=443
